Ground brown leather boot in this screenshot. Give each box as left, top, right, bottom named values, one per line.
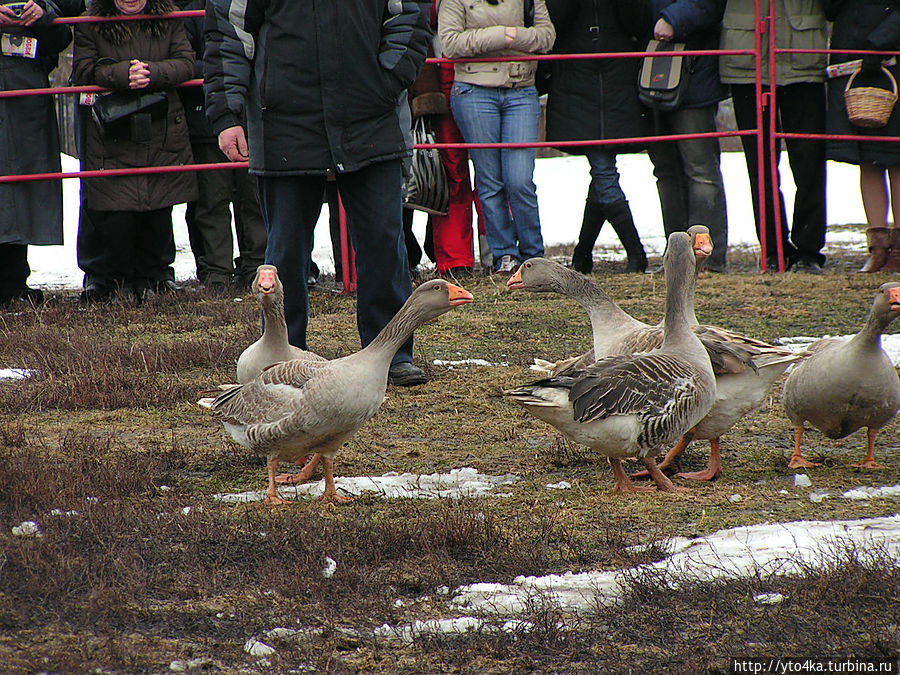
left=884, top=228, right=900, bottom=273
left=860, top=227, right=890, bottom=273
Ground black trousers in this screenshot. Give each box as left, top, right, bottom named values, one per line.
left=0, top=243, right=30, bottom=296
left=77, top=207, right=175, bottom=290
left=731, top=82, right=827, bottom=265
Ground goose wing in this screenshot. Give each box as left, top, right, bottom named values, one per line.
left=566, top=353, right=705, bottom=424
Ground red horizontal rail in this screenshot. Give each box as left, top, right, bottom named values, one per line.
left=0, top=79, right=202, bottom=99
left=52, top=10, right=204, bottom=24
left=0, top=161, right=247, bottom=184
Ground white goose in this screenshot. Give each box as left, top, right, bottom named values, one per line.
left=505, top=232, right=716, bottom=493
left=237, top=264, right=326, bottom=384
left=201, top=279, right=474, bottom=505
left=782, top=282, right=900, bottom=470
left=507, top=228, right=803, bottom=482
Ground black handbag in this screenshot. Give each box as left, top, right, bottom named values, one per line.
left=403, top=117, right=450, bottom=216
left=637, top=40, right=691, bottom=111
left=91, top=90, right=168, bottom=142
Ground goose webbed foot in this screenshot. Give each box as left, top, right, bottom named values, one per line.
left=275, top=454, right=321, bottom=484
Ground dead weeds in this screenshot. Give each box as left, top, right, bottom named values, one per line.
left=1, top=243, right=899, bottom=672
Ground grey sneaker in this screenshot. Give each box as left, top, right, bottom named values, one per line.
left=388, top=362, right=427, bottom=386
left=494, top=254, right=520, bottom=274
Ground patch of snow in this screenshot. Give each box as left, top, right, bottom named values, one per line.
left=444, top=516, right=900, bottom=618
left=754, top=592, right=786, bottom=605
left=432, top=358, right=510, bottom=367
left=214, top=467, right=519, bottom=504
left=0, top=368, right=31, bottom=380
left=729, top=494, right=743, bottom=503
left=778, top=334, right=900, bottom=368
left=842, top=484, right=900, bottom=500
left=322, top=556, right=337, bottom=578
left=794, top=474, right=812, bottom=488
left=243, top=639, right=275, bottom=657
left=546, top=481, right=571, bottom=490
left=11, top=520, right=41, bottom=537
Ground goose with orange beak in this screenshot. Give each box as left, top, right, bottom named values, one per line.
left=201, top=280, right=473, bottom=504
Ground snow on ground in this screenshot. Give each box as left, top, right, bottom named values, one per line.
left=213, top=467, right=519, bottom=504
left=28, top=152, right=868, bottom=289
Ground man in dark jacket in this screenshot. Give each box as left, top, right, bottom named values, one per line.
left=219, top=0, right=432, bottom=386
left=620, top=0, right=730, bottom=272
left=176, top=0, right=265, bottom=292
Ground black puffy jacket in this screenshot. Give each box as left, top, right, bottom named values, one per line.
left=222, top=0, right=431, bottom=175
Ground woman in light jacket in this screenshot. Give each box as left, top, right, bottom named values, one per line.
left=438, top=0, right=555, bottom=273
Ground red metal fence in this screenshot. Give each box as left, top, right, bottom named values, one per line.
left=2, top=2, right=899, bottom=276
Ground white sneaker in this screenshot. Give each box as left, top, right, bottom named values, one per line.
left=494, top=254, right=520, bottom=274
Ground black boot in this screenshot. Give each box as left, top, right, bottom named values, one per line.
left=571, top=201, right=605, bottom=274
left=606, top=200, right=647, bottom=274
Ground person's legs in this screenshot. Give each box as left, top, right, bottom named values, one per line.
left=133, top=206, right=176, bottom=293
left=188, top=143, right=237, bottom=286
left=888, top=167, right=900, bottom=226
left=730, top=84, right=794, bottom=268
left=646, top=112, right=688, bottom=239
left=451, top=83, right=517, bottom=264
left=336, top=159, right=415, bottom=366
left=571, top=147, right=625, bottom=273
left=259, top=174, right=325, bottom=350
left=670, top=105, right=729, bottom=270
left=430, top=112, right=476, bottom=273
left=84, top=208, right=137, bottom=291
left=779, top=82, right=827, bottom=268
left=0, top=243, right=39, bottom=304
left=232, top=167, right=267, bottom=288
left=861, top=163, right=889, bottom=227
left=499, top=86, right=543, bottom=261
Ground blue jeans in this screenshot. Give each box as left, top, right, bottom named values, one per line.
left=258, top=159, right=414, bottom=364
left=647, top=104, right=728, bottom=267
left=584, top=147, right=628, bottom=206
left=450, top=82, right=543, bottom=265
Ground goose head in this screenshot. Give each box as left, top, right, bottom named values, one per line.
left=406, top=278, right=474, bottom=322
left=252, top=264, right=282, bottom=300
left=876, top=282, right=900, bottom=322
left=506, top=258, right=573, bottom=293
left=687, top=224, right=713, bottom=261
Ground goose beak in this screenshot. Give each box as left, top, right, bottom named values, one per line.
left=506, top=267, right=524, bottom=290
left=257, top=269, right=277, bottom=293
left=692, top=233, right=713, bottom=259
left=446, top=283, right=474, bottom=306
left=889, top=286, right=900, bottom=311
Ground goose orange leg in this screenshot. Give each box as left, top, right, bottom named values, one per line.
left=275, top=454, right=322, bottom=484
left=640, top=456, right=677, bottom=492
left=632, top=433, right=692, bottom=478
left=320, top=457, right=355, bottom=504
left=677, top=438, right=723, bottom=481
left=788, top=426, right=820, bottom=469
left=610, top=458, right=656, bottom=493
left=265, top=457, right=294, bottom=505
left=851, top=428, right=883, bottom=469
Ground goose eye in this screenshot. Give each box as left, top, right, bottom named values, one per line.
left=525, top=262, right=532, bottom=269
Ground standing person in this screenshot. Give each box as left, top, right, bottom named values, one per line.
left=175, top=0, right=265, bottom=292
left=438, top=0, right=555, bottom=274
left=620, top=0, right=730, bottom=273
left=73, top=0, right=198, bottom=302
left=719, top=0, right=828, bottom=273
left=0, top=0, right=72, bottom=307
left=825, top=0, right=900, bottom=273
left=220, top=0, right=433, bottom=386
left=420, top=0, right=489, bottom=278
left=543, top=0, right=649, bottom=274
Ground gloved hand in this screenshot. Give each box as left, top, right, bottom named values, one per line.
left=861, top=51, right=883, bottom=73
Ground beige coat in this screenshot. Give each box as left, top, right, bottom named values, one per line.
left=438, top=0, right=555, bottom=88
left=719, top=0, right=828, bottom=85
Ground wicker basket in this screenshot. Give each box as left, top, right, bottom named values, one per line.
left=844, top=66, right=898, bottom=128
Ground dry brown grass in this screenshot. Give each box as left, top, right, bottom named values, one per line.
left=1, top=241, right=899, bottom=673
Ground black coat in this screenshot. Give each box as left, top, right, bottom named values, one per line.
left=0, top=0, right=72, bottom=246
left=618, top=0, right=727, bottom=110
left=543, top=0, right=650, bottom=153
left=174, top=0, right=214, bottom=144
left=222, top=0, right=432, bottom=175
left=825, top=0, right=900, bottom=166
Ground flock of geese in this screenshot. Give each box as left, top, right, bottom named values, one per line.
left=200, top=228, right=900, bottom=504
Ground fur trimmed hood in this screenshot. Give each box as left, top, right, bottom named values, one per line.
left=87, top=0, right=176, bottom=44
